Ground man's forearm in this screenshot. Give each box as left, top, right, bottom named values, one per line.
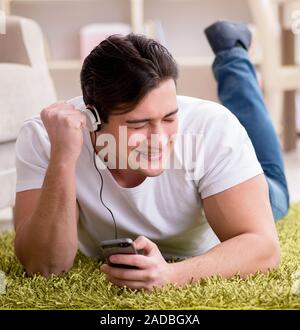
left=15, top=159, right=78, bottom=276
left=169, top=233, right=280, bottom=286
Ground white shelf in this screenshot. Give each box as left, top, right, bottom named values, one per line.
left=4, top=0, right=257, bottom=101
left=47, top=57, right=216, bottom=72
left=130, top=0, right=144, bottom=33
left=176, top=56, right=214, bottom=67
left=47, top=55, right=261, bottom=72
left=7, top=0, right=133, bottom=60
left=48, top=59, right=82, bottom=71
left=5, top=0, right=255, bottom=59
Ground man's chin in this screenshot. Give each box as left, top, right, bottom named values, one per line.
left=138, top=167, right=165, bottom=177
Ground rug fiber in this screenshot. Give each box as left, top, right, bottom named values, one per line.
left=1, top=205, right=300, bottom=310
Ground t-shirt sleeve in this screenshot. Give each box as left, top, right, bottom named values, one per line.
left=15, top=118, right=50, bottom=192
left=197, top=106, right=264, bottom=199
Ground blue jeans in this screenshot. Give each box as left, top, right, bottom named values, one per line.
left=212, top=47, right=290, bottom=221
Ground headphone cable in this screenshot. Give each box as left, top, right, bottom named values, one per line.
left=91, top=131, right=118, bottom=240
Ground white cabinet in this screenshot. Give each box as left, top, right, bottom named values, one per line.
left=2, top=0, right=253, bottom=101
left=6, top=0, right=133, bottom=60
left=144, top=0, right=252, bottom=58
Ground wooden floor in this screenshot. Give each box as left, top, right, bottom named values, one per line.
left=1, top=140, right=300, bottom=232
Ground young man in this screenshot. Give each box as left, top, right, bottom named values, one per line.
left=14, top=22, right=289, bottom=291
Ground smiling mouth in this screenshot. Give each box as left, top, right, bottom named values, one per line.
left=135, top=150, right=163, bottom=161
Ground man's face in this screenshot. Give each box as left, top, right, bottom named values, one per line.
left=96, top=78, right=178, bottom=177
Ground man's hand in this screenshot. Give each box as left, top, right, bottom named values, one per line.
left=41, top=101, right=86, bottom=164
left=100, top=236, right=174, bottom=291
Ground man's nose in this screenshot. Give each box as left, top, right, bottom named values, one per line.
left=150, top=123, right=165, bottom=135
left=148, top=125, right=168, bottom=148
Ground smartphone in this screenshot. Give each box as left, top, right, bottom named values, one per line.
left=100, top=238, right=140, bottom=269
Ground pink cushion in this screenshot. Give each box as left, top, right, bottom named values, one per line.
left=80, top=23, right=131, bottom=61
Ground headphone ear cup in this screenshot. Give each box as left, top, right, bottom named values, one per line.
left=81, top=107, right=101, bottom=132
left=84, top=109, right=98, bottom=132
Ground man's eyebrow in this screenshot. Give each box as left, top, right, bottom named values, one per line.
left=125, top=108, right=178, bottom=124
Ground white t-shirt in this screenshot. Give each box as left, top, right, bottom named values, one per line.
left=15, top=95, right=263, bottom=261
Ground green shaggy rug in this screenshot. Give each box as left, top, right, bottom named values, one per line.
left=1, top=204, right=300, bottom=310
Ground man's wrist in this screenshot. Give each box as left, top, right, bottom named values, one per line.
left=167, top=260, right=187, bottom=286
left=49, top=155, right=77, bottom=172
left=167, top=257, right=200, bottom=287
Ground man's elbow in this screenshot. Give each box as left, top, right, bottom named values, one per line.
left=15, top=239, right=75, bottom=278
left=23, top=260, right=74, bottom=278
left=15, top=246, right=74, bottom=278
left=262, top=237, right=281, bottom=271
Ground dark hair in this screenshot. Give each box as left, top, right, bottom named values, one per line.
left=80, top=33, right=179, bottom=123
